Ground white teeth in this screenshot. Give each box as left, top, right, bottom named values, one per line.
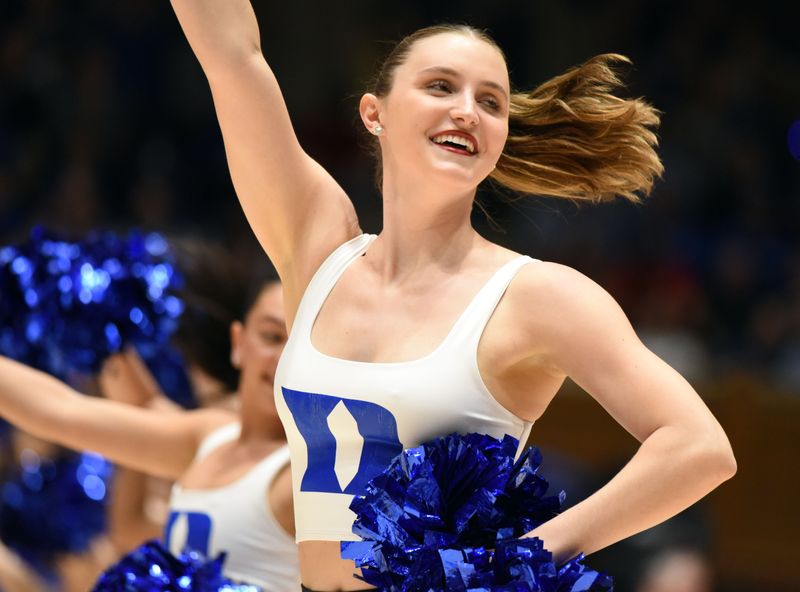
left=432, top=134, right=475, bottom=153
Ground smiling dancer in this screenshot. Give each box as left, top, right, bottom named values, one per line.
left=169, top=2, right=737, bottom=590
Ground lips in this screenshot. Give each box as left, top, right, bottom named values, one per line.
left=430, top=130, right=479, bottom=155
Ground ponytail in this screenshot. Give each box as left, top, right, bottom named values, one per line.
left=491, top=54, right=663, bottom=203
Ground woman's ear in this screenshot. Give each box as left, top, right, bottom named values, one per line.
left=229, top=321, right=243, bottom=369
left=359, top=93, right=383, bottom=135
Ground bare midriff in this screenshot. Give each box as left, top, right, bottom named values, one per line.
left=298, top=541, right=374, bottom=591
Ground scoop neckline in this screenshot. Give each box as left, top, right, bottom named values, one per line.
left=307, top=236, right=528, bottom=367
left=174, top=442, right=288, bottom=494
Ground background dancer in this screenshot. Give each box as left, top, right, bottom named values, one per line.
left=0, top=270, right=300, bottom=591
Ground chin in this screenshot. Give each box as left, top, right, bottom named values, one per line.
left=427, top=164, right=486, bottom=190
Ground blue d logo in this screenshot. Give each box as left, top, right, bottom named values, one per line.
left=282, top=387, right=403, bottom=495
left=164, top=511, right=212, bottom=555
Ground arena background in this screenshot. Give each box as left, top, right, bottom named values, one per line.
left=0, top=1, right=798, bottom=590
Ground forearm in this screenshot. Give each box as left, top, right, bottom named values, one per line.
left=108, top=467, right=164, bottom=553
left=0, top=356, right=200, bottom=479
left=170, top=0, right=262, bottom=76
left=527, top=425, right=736, bottom=563
left=0, top=356, right=81, bottom=443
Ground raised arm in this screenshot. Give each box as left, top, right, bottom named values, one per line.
left=506, top=263, right=736, bottom=562
left=169, top=0, right=360, bottom=317
left=0, top=355, right=227, bottom=480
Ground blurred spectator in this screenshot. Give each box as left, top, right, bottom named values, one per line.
left=636, top=548, right=713, bottom=592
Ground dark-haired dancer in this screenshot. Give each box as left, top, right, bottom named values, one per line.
left=0, top=278, right=299, bottom=590
left=169, top=2, right=736, bottom=590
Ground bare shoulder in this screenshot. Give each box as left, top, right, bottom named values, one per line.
left=510, top=260, right=627, bottom=317
left=501, top=260, right=637, bottom=364
left=177, top=407, right=238, bottom=444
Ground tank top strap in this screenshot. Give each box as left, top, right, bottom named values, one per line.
left=194, top=422, right=240, bottom=462
left=443, top=255, right=537, bottom=349
left=247, top=444, right=290, bottom=485
left=291, top=233, right=377, bottom=336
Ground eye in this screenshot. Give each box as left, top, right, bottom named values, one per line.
left=427, top=79, right=452, bottom=93
left=259, top=331, right=285, bottom=344
left=480, top=96, right=500, bottom=111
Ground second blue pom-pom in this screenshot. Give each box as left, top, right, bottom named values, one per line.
left=0, top=227, right=184, bottom=381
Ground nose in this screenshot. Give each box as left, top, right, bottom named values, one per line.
left=450, top=94, right=479, bottom=127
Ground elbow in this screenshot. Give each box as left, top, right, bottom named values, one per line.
left=666, top=422, right=737, bottom=488
left=714, top=442, right=737, bottom=482
left=698, top=428, right=737, bottom=485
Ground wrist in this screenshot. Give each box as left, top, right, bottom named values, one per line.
left=523, top=522, right=578, bottom=565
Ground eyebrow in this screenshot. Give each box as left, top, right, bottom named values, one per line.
left=253, top=314, right=286, bottom=327
left=418, top=66, right=509, bottom=97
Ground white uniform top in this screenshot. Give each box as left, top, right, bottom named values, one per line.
left=275, top=234, right=535, bottom=542
left=165, top=423, right=299, bottom=591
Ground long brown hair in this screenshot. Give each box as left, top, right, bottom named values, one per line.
left=369, top=24, right=663, bottom=203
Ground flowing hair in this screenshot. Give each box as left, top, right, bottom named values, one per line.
left=369, top=25, right=663, bottom=203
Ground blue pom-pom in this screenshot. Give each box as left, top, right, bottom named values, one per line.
left=0, top=450, right=113, bottom=572
left=342, top=432, right=612, bottom=592
left=92, top=540, right=262, bottom=591
left=140, top=344, right=197, bottom=409
left=0, top=227, right=184, bottom=381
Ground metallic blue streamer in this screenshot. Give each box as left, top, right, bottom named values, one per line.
left=0, top=227, right=184, bottom=382
left=341, top=432, right=613, bottom=591
left=0, top=449, right=113, bottom=573
left=92, top=540, right=262, bottom=591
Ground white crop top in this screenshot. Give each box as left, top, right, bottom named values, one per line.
left=274, top=234, right=535, bottom=542
left=164, top=423, right=299, bottom=591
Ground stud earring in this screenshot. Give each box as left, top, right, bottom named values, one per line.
left=372, top=124, right=384, bottom=136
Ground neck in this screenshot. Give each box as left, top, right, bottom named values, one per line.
left=374, top=175, right=479, bottom=282
left=236, top=382, right=285, bottom=444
